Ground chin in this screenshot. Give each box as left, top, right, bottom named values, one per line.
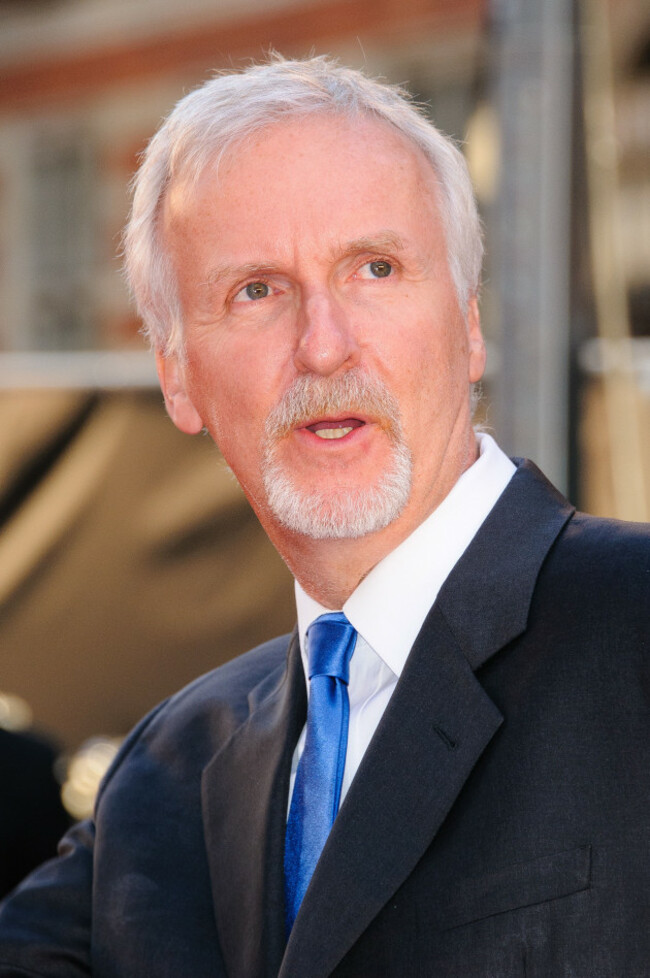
left=262, top=446, right=413, bottom=540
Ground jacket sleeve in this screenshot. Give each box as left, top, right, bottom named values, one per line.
left=0, top=700, right=172, bottom=977
left=0, top=819, right=94, bottom=976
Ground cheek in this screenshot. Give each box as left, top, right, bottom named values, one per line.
left=396, top=318, right=460, bottom=388
left=185, top=335, right=246, bottom=413
left=393, top=322, right=470, bottom=432
left=183, top=354, right=272, bottom=475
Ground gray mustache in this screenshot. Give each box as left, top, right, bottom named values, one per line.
left=265, top=371, right=403, bottom=442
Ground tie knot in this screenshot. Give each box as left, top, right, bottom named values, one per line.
left=307, top=612, right=357, bottom=683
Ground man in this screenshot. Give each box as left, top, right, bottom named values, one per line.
left=0, top=55, right=648, bottom=977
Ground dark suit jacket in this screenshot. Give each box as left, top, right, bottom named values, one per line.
left=0, top=460, right=648, bottom=977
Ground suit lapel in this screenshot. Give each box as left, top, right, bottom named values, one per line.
left=280, top=460, right=575, bottom=978
left=202, top=630, right=306, bottom=978
left=435, top=458, right=574, bottom=670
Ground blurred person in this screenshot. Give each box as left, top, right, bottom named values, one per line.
left=0, top=55, right=648, bottom=977
left=0, top=728, right=69, bottom=899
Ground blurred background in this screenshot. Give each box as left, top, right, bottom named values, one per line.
left=0, top=0, right=648, bottom=835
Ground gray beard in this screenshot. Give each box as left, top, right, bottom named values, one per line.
left=261, top=371, right=413, bottom=540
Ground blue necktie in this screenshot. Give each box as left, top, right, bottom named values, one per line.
left=284, top=612, right=357, bottom=933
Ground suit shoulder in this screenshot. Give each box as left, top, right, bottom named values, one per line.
left=553, top=511, right=650, bottom=580
left=98, top=631, right=294, bottom=800
left=536, top=512, right=650, bottom=639
left=167, top=630, right=294, bottom=714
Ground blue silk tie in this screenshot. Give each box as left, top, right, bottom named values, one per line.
left=284, top=612, right=357, bottom=933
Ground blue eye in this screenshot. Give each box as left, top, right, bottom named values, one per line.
left=233, top=281, right=271, bottom=302
left=242, top=282, right=270, bottom=300
left=369, top=260, right=392, bottom=278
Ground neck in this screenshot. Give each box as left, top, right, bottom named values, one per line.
left=284, top=534, right=406, bottom=610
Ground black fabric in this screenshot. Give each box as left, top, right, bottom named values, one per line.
left=0, top=460, right=648, bottom=977
left=0, top=731, right=70, bottom=899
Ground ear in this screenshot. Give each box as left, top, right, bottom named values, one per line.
left=155, top=351, right=204, bottom=435
left=466, top=296, right=486, bottom=384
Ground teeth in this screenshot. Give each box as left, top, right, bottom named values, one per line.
left=314, top=427, right=353, bottom=440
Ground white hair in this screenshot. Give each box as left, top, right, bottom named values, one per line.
left=123, top=53, right=483, bottom=357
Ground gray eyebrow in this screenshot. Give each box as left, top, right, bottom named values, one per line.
left=332, top=232, right=407, bottom=261
left=201, top=231, right=411, bottom=291
left=202, top=261, right=278, bottom=289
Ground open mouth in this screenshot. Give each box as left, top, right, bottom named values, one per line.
left=304, top=418, right=366, bottom=440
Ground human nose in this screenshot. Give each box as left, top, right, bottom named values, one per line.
left=294, top=290, right=359, bottom=376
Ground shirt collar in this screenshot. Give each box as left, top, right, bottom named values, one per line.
left=295, top=432, right=515, bottom=677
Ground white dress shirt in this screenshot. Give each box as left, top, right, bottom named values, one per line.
left=291, top=432, right=516, bottom=807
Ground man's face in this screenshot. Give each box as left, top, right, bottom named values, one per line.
left=158, top=114, right=485, bottom=550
